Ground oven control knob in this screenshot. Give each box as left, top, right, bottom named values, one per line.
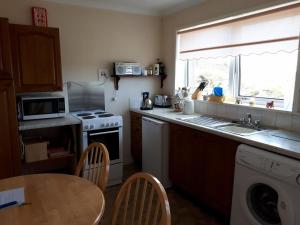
left=110, top=122, right=114, bottom=126
left=106, top=123, right=109, bottom=127
left=90, top=125, right=94, bottom=129
left=101, top=123, right=105, bottom=127
left=115, top=122, right=118, bottom=126
left=84, top=125, right=89, bottom=130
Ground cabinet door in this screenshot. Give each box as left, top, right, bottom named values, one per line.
left=10, top=24, right=62, bottom=92
left=169, top=123, right=238, bottom=218
left=169, top=123, right=189, bottom=189
left=130, top=112, right=142, bottom=165
left=0, top=18, right=12, bottom=78
left=169, top=124, right=205, bottom=194
left=202, top=134, right=239, bottom=217
left=0, top=80, right=21, bottom=178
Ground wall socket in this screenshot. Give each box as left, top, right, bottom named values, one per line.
left=97, top=68, right=109, bottom=80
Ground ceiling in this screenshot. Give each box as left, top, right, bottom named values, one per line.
left=44, top=0, right=207, bottom=16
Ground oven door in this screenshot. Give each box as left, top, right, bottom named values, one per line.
left=87, top=127, right=121, bottom=164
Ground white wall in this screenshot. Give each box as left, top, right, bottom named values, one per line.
left=0, top=0, right=163, bottom=164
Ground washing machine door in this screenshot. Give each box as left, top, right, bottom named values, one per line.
left=247, top=183, right=281, bottom=225
left=241, top=178, right=294, bottom=225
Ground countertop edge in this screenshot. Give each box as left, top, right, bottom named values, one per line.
left=19, top=114, right=81, bottom=131
left=130, top=108, right=300, bottom=160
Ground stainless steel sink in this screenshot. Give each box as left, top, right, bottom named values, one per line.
left=178, top=115, right=265, bottom=136
left=178, top=115, right=231, bottom=127
left=215, top=124, right=265, bottom=136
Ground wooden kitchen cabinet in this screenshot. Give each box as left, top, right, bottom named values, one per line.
left=130, top=112, right=142, bottom=166
left=201, top=134, right=239, bottom=216
left=169, top=124, right=206, bottom=195
left=0, top=79, right=21, bottom=178
left=10, top=24, right=62, bottom=93
left=0, top=18, right=13, bottom=78
left=169, top=123, right=239, bottom=217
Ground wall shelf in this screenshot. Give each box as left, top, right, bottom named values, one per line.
left=112, top=74, right=167, bottom=90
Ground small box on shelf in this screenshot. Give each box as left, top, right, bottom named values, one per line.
left=24, top=141, right=48, bottom=163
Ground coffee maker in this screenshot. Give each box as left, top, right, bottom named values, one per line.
left=140, top=92, right=153, bottom=110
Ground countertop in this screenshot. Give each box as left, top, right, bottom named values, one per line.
left=131, top=108, right=300, bottom=160
left=19, top=114, right=81, bottom=131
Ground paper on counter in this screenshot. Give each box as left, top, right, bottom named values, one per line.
left=0, top=187, right=25, bottom=206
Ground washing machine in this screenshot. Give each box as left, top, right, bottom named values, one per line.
left=230, top=144, right=300, bottom=225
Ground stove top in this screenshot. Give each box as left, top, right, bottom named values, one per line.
left=82, top=115, right=96, bottom=119
left=94, top=111, right=106, bottom=115
left=98, top=113, right=114, bottom=118
left=77, top=113, right=92, bottom=117
left=72, top=110, right=123, bottom=131
left=73, top=110, right=113, bottom=119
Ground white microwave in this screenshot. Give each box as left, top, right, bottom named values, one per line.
left=19, top=95, right=66, bottom=121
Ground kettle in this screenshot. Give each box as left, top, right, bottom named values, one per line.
left=145, top=98, right=153, bottom=109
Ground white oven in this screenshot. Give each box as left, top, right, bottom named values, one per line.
left=82, top=127, right=123, bottom=164
left=82, top=126, right=123, bottom=186
left=67, top=81, right=123, bottom=186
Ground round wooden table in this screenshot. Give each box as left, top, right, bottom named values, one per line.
left=0, top=174, right=105, bottom=225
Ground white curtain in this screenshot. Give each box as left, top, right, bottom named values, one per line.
left=178, top=6, right=300, bottom=60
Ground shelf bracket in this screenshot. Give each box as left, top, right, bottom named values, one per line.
left=160, top=74, right=167, bottom=89
left=113, top=76, right=120, bottom=90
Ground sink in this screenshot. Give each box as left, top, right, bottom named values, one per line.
left=216, top=124, right=265, bottom=136
left=178, top=116, right=231, bottom=127
left=178, top=115, right=265, bottom=136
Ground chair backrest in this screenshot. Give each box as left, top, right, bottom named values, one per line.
left=110, top=172, right=171, bottom=225
left=75, top=142, right=110, bottom=191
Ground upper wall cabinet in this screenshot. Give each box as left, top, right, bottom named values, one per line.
left=0, top=18, right=13, bottom=78
left=10, top=24, right=63, bottom=93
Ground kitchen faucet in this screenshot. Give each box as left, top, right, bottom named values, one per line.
left=239, top=113, right=260, bottom=129
left=247, top=113, right=252, bottom=124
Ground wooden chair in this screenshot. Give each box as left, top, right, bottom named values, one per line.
left=110, top=172, right=171, bottom=225
left=75, top=142, right=110, bottom=191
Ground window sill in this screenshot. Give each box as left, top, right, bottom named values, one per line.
left=194, top=99, right=300, bottom=116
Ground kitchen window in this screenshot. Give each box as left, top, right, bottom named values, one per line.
left=176, top=2, right=300, bottom=111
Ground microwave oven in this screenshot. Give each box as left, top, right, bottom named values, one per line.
left=19, top=95, right=66, bottom=121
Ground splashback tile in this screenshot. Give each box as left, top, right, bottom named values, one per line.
left=192, top=101, right=300, bottom=132
left=275, top=112, right=292, bottom=130
left=291, top=115, right=300, bottom=133
left=207, top=103, right=217, bottom=116
left=261, top=111, right=277, bottom=127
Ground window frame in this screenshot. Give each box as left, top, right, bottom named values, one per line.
left=234, top=55, right=285, bottom=108
left=182, top=52, right=294, bottom=109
